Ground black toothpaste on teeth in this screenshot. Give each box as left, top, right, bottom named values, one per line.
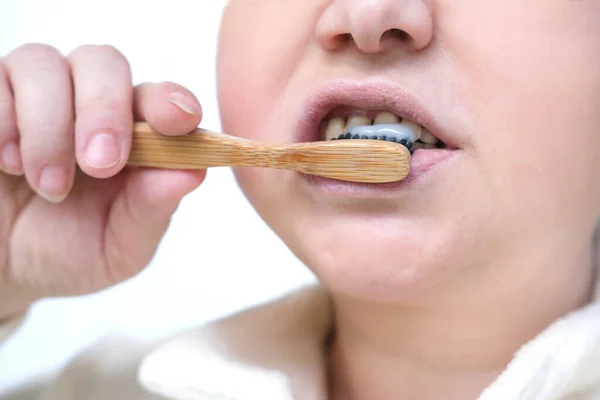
left=331, top=123, right=420, bottom=154
left=334, top=133, right=414, bottom=154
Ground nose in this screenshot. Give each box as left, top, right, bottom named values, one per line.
left=316, top=0, right=434, bottom=54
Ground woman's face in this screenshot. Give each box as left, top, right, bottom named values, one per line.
left=216, top=0, right=600, bottom=301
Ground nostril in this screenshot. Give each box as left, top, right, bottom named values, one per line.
left=339, top=29, right=412, bottom=52
left=344, top=30, right=407, bottom=42
left=389, top=29, right=409, bottom=41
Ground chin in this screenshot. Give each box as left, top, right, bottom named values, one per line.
left=296, top=224, right=468, bottom=303
left=235, top=167, right=478, bottom=303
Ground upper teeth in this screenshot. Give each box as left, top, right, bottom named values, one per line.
left=321, top=111, right=435, bottom=146
left=374, top=111, right=400, bottom=125
left=347, top=115, right=371, bottom=129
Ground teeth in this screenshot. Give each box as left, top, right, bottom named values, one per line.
left=348, top=123, right=421, bottom=144
left=402, top=120, right=423, bottom=141
left=321, top=111, right=435, bottom=149
left=346, top=115, right=371, bottom=129
left=324, top=117, right=346, bottom=140
left=374, top=111, right=400, bottom=125
left=420, top=129, right=437, bottom=144
left=411, top=142, right=436, bottom=151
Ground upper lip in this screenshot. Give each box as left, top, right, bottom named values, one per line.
left=297, top=80, right=458, bottom=148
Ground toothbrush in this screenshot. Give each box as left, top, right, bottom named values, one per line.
left=127, top=122, right=411, bottom=183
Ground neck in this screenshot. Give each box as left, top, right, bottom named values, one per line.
left=327, top=234, right=597, bottom=400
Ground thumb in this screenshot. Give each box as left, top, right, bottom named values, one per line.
left=133, top=81, right=203, bottom=135
left=102, top=167, right=206, bottom=281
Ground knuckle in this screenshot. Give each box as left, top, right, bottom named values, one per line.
left=7, top=43, right=64, bottom=70
left=11, top=43, right=59, bottom=57
left=18, top=120, right=73, bottom=157
left=79, top=87, right=127, bottom=109
left=78, top=98, right=132, bottom=128
left=69, top=44, right=129, bottom=69
left=97, top=44, right=127, bottom=61
left=76, top=91, right=133, bottom=123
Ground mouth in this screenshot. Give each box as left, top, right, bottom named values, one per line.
left=296, top=81, right=459, bottom=192
left=319, top=109, right=447, bottom=153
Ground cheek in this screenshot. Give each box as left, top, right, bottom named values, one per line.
left=442, top=2, right=600, bottom=228
left=217, top=2, right=317, bottom=142
left=217, top=17, right=276, bottom=141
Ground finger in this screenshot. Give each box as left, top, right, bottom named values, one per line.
left=69, top=45, right=133, bottom=179
left=0, top=61, right=22, bottom=175
left=5, top=44, right=75, bottom=203
left=133, top=81, right=202, bottom=136
left=103, top=168, right=207, bottom=282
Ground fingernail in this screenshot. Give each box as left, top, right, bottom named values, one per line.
left=1, top=142, right=23, bottom=175
left=39, top=165, right=69, bottom=203
left=86, top=133, right=120, bottom=169
left=168, top=92, right=197, bottom=115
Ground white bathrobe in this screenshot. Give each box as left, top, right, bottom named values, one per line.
left=2, top=278, right=600, bottom=399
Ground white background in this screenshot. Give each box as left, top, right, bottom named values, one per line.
left=0, top=0, right=315, bottom=395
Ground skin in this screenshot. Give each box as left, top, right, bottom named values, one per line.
left=217, top=0, right=600, bottom=398
left=0, top=0, right=599, bottom=399
left=0, top=45, right=207, bottom=316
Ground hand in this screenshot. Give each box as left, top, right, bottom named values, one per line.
left=0, top=44, right=206, bottom=319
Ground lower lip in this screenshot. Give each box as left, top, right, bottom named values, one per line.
left=301, top=147, right=458, bottom=195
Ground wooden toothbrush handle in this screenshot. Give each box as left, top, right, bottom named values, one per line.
left=127, top=122, right=412, bottom=183
left=128, top=122, right=259, bottom=169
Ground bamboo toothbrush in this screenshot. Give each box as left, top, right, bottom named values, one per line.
left=127, top=122, right=411, bottom=183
